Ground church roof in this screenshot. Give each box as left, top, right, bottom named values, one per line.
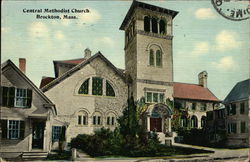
left=223, top=79, right=250, bottom=103
left=53, top=58, right=86, bottom=65
left=40, top=76, right=55, bottom=89
left=173, top=82, right=220, bottom=102
left=41, top=52, right=126, bottom=92
left=120, top=0, right=178, bottom=30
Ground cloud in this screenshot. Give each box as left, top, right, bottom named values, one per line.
left=215, top=30, right=241, bottom=51
left=79, top=8, right=101, bottom=24
left=191, top=42, right=209, bottom=56
left=1, top=27, right=10, bottom=33
left=195, top=8, right=216, bottom=19
left=29, top=22, right=49, bottom=38
left=212, top=56, right=236, bottom=70
left=94, top=37, right=114, bottom=47
left=54, top=31, right=65, bottom=40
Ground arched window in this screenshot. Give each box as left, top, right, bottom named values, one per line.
left=201, top=116, right=206, bottom=128
left=106, top=112, right=116, bottom=126
left=191, top=116, right=198, bottom=128
left=151, top=18, right=158, bottom=33
left=156, top=50, right=162, bottom=66
left=106, top=81, right=115, bottom=97
left=92, top=112, right=102, bottom=125
left=180, top=116, right=188, bottom=127
left=149, top=49, right=154, bottom=66
left=92, top=77, right=103, bottom=96
left=159, top=19, right=166, bottom=34
left=77, top=110, right=88, bottom=125
left=78, top=78, right=89, bottom=94
left=144, top=16, right=150, bottom=32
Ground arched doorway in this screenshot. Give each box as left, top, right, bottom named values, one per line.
left=146, top=104, right=172, bottom=133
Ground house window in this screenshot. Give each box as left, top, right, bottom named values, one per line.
left=106, top=81, right=115, bottom=97
left=180, top=116, right=188, bottom=127
left=15, top=88, right=28, bottom=108
left=159, top=93, right=164, bottom=103
left=92, top=77, right=103, bottom=96
left=92, top=112, right=102, bottom=125
left=145, top=92, right=164, bottom=103
left=200, top=103, right=206, bottom=111
left=240, top=103, right=245, bottom=114
left=8, top=120, right=20, bottom=139
left=159, top=19, right=166, bottom=34
left=78, top=78, right=89, bottom=94
left=201, top=116, right=206, bottom=128
left=144, top=16, right=150, bottom=32
left=52, top=126, right=65, bottom=141
left=77, top=111, right=88, bottom=125
left=146, top=92, right=152, bottom=103
left=1, top=87, right=32, bottom=108
left=156, top=50, right=162, bottom=66
left=107, top=116, right=115, bottom=126
left=151, top=18, right=158, bottom=33
left=230, top=104, right=236, bottom=115
left=228, top=123, right=237, bottom=134
left=0, top=120, right=25, bottom=139
left=241, top=122, right=246, bottom=133
left=149, top=49, right=154, bottom=66
left=191, top=116, right=198, bottom=128
left=153, top=93, right=158, bottom=102
left=192, top=103, right=196, bottom=110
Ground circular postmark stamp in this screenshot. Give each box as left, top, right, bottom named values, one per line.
left=211, top=0, right=250, bottom=21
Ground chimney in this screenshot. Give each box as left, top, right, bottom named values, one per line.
left=19, top=58, right=26, bottom=74
left=198, top=71, right=207, bottom=88
left=84, top=48, right=91, bottom=59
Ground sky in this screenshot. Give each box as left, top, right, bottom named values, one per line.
left=1, top=0, right=249, bottom=100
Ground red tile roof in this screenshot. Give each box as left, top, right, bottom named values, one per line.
left=40, top=77, right=55, bottom=89
left=173, top=82, right=220, bottom=102
left=56, top=58, right=86, bottom=65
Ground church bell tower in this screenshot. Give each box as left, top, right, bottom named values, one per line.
left=120, top=1, right=178, bottom=102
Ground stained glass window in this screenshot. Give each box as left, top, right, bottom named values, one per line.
left=78, top=78, right=89, bottom=94
left=106, top=81, right=115, bottom=97
left=92, top=77, right=103, bottom=96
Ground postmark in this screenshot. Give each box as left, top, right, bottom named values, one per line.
left=211, top=0, right=250, bottom=21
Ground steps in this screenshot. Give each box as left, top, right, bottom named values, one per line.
left=21, top=151, right=48, bottom=161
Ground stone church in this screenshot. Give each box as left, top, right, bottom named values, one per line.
left=40, top=0, right=220, bottom=144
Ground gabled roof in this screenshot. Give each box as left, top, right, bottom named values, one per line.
left=224, top=79, right=250, bottom=103
left=1, top=60, right=56, bottom=113
left=40, top=76, right=55, bottom=89
left=173, top=82, right=220, bottom=102
left=41, top=52, right=126, bottom=92
left=120, top=0, right=178, bottom=30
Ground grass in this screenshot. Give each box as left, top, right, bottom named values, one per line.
left=95, top=145, right=213, bottom=158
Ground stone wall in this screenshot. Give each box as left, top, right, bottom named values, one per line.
left=45, top=57, right=128, bottom=142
